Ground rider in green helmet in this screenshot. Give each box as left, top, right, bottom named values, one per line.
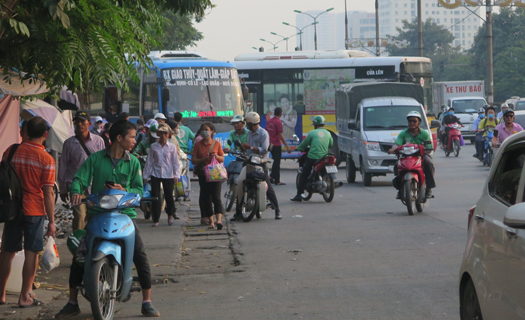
left=224, top=115, right=248, bottom=152
left=291, top=115, right=334, bottom=202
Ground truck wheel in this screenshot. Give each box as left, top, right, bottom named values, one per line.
left=329, top=133, right=343, bottom=167
left=345, top=154, right=356, bottom=183
left=360, top=163, right=372, bottom=186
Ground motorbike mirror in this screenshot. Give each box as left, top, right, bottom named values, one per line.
left=227, top=139, right=232, bottom=146
left=234, top=139, right=245, bottom=151
left=430, top=120, right=441, bottom=129
left=292, top=134, right=300, bottom=142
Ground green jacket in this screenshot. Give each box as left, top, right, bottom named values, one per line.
left=227, top=129, right=248, bottom=150
left=71, top=148, right=143, bottom=219
left=132, top=138, right=154, bottom=169
left=395, top=128, right=432, bottom=149
left=297, top=128, right=333, bottom=160
left=177, top=125, right=195, bottom=153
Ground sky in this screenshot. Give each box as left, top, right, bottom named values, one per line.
left=191, top=0, right=376, bottom=62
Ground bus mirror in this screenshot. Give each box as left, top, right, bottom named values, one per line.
left=161, top=87, right=170, bottom=103
left=242, top=86, right=249, bottom=101
left=430, top=120, right=440, bottom=129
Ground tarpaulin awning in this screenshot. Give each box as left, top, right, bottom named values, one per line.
left=0, top=70, right=49, bottom=96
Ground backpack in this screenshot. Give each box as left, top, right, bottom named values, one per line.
left=480, top=117, right=499, bottom=129
left=0, top=144, right=23, bottom=223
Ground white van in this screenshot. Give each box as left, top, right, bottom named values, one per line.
left=336, top=83, right=436, bottom=186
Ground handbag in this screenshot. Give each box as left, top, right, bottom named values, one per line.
left=205, top=157, right=228, bottom=182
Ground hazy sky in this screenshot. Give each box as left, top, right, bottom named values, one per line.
left=191, top=0, right=376, bottom=61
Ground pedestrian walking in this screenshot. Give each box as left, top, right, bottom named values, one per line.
left=266, top=107, right=292, bottom=185
left=0, top=117, right=56, bottom=307
left=58, top=111, right=105, bottom=231
left=191, top=123, right=225, bottom=229
left=143, top=123, right=181, bottom=226
left=174, top=112, right=195, bottom=154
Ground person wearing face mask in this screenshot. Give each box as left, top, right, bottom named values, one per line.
left=191, top=123, right=225, bottom=229
left=441, top=107, right=462, bottom=149
left=472, top=108, right=486, bottom=159
left=477, top=106, right=499, bottom=160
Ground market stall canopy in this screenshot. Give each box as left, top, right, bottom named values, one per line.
left=20, top=99, right=74, bottom=153
left=0, top=69, right=49, bottom=96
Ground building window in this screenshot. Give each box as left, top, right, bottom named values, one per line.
left=437, top=18, right=440, bottom=23
left=405, top=11, right=408, bottom=15
left=411, top=10, right=415, bottom=16
left=411, top=3, right=415, bottom=8
left=404, top=3, right=407, bottom=7
left=444, top=18, right=447, bottom=22
left=395, top=19, right=399, bottom=22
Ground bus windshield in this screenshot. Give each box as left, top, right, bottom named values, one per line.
left=363, top=106, right=428, bottom=131
left=451, top=99, right=486, bottom=113
left=161, top=67, right=243, bottom=118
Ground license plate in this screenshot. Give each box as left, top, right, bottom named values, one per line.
left=326, top=166, right=338, bottom=173
left=388, top=165, right=395, bottom=172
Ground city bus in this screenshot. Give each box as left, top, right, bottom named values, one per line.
left=82, top=51, right=245, bottom=147
left=232, top=50, right=433, bottom=163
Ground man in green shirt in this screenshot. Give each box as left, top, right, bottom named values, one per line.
left=224, top=115, right=248, bottom=152
left=291, top=115, right=333, bottom=202
left=388, top=111, right=435, bottom=199
left=55, top=120, right=160, bottom=318
left=174, top=112, right=195, bottom=153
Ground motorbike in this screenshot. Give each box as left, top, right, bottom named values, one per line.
left=81, top=189, right=155, bottom=320
left=394, top=142, right=433, bottom=215
left=223, top=143, right=244, bottom=212
left=482, top=128, right=495, bottom=167
left=296, top=149, right=341, bottom=203
left=233, top=140, right=269, bottom=222
left=443, top=123, right=462, bottom=157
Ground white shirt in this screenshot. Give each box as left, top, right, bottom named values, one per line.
left=143, top=141, right=181, bottom=180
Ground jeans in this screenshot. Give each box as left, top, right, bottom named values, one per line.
left=150, top=176, right=176, bottom=223
left=69, top=220, right=151, bottom=290
left=270, top=146, right=282, bottom=183
left=475, top=133, right=484, bottom=157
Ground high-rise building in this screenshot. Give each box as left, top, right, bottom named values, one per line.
left=295, top=1, right=481, bottom=53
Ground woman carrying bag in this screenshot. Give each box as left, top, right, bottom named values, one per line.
left=191, top=122, right=225, bottom=229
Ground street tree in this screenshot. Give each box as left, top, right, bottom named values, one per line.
left=470, top=7, right=525, bottom=102
left=149, top=12, right=203, bottom=51
left=0, top=0, right=212, bottom=95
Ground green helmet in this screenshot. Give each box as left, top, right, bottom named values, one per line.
left=230, top=115, right=245, bottom=124
left=67, top=229, right=87, bottom=256
left=406, top=111, right=422, bottom=121
left=312, top=115, right=326, bottom=126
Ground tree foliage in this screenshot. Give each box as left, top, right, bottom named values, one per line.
left=470, top=8, right=525, bottom=102
left=0, top=0, right=212, bottom=95
left=149, top=11, right=203, bottom=51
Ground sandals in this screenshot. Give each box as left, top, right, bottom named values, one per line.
left=201, top=218, right=210, bottom=225
left=216, top=222, right=223, bottom=230
left=208, top=225, right=216, bottom=229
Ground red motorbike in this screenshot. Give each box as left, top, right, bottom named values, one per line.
left=395, top=143, right=432, bottom=215
left=443, top=123, right=462, bottom=157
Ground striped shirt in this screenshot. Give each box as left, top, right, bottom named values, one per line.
left=2, top=141, right=56, bottom=216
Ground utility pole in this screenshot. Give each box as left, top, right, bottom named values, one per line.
left=486, top=0, right=494, bottom=104
left=345, top=0, right=349, bottom=49
left=418, top=0, right=423, bottom=56
left=375, top=0, right=380, bottom=56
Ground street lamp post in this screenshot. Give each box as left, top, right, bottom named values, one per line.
left=282, top=21, right=318, bottom=51
left=294, top=7, right=334, bottom=50
left=271, top=32, right=298, bottom=51
left=260, top=38, right=280, bottom=52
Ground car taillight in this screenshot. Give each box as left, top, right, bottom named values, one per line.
left=468, top=206, right=476, bottom=230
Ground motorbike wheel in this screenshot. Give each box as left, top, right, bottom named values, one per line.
left=224, top=182, right=236, bottom=212
left=240, top=189, right=258, bottom=222
left=453, top=140, right=460, bottom=157
left=404, top=180, right=417, bottom=216
left=445, top=146, right=450, bottom=157
left=88, top=257, right=116, bottom=320
left=141, top=203, right=151, bottom=220
left=345, top=154, right=356, bottom=183
left=322, top=174, right=335, bottom=203
left=296, top=173, right=312, bottom=201
left=487, top=150, right=493, bottom=167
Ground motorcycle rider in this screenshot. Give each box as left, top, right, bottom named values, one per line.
left=497, top=103, right=509, bottom=121
left=230, top=112, right=282, bottom=220
left=493, top=108, right=523, bottom=146
left=440, top=107, right=462, bottom=149
left=291, top=115, right=334, bottom=202
left=224, top=115, right=248, bottom=152
left=477, top=106, right=499, bottom=160
left=388, top=111, right=436, bottom=199
left=472, top=108, right=486, bottom=159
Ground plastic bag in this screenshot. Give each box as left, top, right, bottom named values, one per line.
left=205, top=157, right=227, bottom=182
left=175, top=175, right=190, bottom=198
left=42, top=237, right=60, bottom=273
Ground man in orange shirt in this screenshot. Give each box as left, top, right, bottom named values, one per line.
left=0, top=117, right=56, bottom=307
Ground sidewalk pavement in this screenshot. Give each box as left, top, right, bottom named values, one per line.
left=0, top=198, right=190, bottom=319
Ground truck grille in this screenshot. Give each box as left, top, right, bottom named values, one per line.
left=380, top=143, right=394, bottom=153
left=382, top=159, right=398, bottom=167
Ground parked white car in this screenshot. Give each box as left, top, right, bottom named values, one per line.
left=459, top=130, right=525, bottom=320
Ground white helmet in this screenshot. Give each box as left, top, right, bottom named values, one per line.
left=245, top=112, right=260, bottom=124
left=154, top=113, right=167, bottom=120
left=406, top=111, right=422, bottom=121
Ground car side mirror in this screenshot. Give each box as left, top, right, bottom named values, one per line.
left=430, top=120, right=441, bottom=129
left=504, top=202, right=525, bottom=228
left=348, top=122, right=357, bottom=130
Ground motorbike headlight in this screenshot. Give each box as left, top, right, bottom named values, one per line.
left=364, top=142, right=381, bottom=151
left=255, top=166, right=264, bottom=173
left=402, top=146, right=416, bottom=155
left=99, top=194, right=124, bottom=209
left=250, top=156, right=262, bottom=164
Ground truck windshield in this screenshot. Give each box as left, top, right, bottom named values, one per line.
left=451, top=99, right=486, bottom=113
left=363, top=106, right=429, bottom=131
left=162, top=67, right=243, bottom=118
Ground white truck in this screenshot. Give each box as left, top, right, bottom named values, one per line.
left=433, top=80, right=487, bottom=143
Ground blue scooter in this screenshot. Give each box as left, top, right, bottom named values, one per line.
left=82, top=189, right=154, bottom=320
